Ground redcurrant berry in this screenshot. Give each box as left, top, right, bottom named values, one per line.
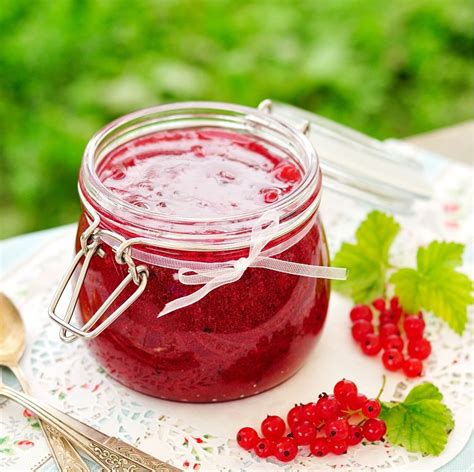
left=347, top=425, right=363, bottom=445
left=273, top=437, right=298, bottom=462
left=382, top=349, right=404, bottom=371
left=236, top=427, right=259, bottom=450
left=292, top=420, right=317, bottom=445
left=325, top=418, right=349, bottom=441
left=361, top=333, right=382, bottom=356
left=316, top=395, right=341, bottom=420
left=403, top=357, right=423, bottom=377
left=261, top=415, right=286, bottom=440
left=254, top=438, right=274, bottom=458
left=302, top=402, right=320, bottom=425
left=372, top=298, right=386, bottom=312
left=404, top=316, right=425, bottom=339
left=310, top=437, right=329, bottom=457
left=363, top=418, right=387, bottom=441
left=383, top=334, right=404, bottom=351
left=352, top=320, right=374, bottom=342
left=334, top=379, right=358, bottom=404
left=379, top=322, right=399, bottom=340
left=392, top=307, right=403, bottom=322
left=408, top=338, right=432, bottom=360
left=346, top=392, right=368, bottom=410
left=350, top=305, right=372, bottom=322
left=362, top=399, right=381, bottom=418
left=287, top=405, right=305, bottom=429
left=390, top=296, right=400, bottom=310
left=329, top=439, right=348, bottom=455
left=379, top=309, right=397, bottom=325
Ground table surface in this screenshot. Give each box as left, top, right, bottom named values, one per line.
left=1, top=122, right=473, bottom=471
left=407, top=120, right=473, bottom=165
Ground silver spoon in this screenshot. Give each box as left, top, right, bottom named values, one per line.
left=0, top=293, right=90, bottom=471
left=0, top=382, right=181, bottom=471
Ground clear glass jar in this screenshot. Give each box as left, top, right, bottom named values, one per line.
left=52, top=102, right=334, bottom=402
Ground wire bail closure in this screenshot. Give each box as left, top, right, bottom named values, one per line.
left=48, top=211, right=149, bottom=343
left=48, top=207, right=346, bottom=343
left=258, top=99, right=311, bottom=135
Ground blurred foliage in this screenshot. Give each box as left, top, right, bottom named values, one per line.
left=0, top=0, right=473, bottom=238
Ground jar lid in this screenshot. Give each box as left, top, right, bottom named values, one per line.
left=267, top=100, right=433, bottom=213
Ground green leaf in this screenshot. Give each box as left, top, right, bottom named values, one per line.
left=390, top=269, right=421, bottom=312
left=332, top=211, right=401, bottom=303
left=416, top=241, right=465, bottom=271
left=0, top=447, right=15, bottom=456
left=391, top=241, right=473, bottom=334
left=404, top=382, right=443, bottom=404
left=381, top=382, right=454, bottom=456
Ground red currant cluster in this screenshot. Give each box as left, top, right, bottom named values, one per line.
left=351, top=296, right=431, bottom=377
left=236, top=379, right=386, bottom=463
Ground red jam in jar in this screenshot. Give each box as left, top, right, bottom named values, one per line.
left=99, top=129, right=302, bottom=215
left=71, top=103, right=331, bottom=402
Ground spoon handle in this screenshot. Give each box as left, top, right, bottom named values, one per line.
left=0, top=382, right=181, bottom=471
left=9, top=365, right=92, bottom=472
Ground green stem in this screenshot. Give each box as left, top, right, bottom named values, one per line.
left=341, top=407, right=362, bottom=416
left=376, top=375, right=387, bottom=400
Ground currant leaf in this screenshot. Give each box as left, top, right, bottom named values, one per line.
left=404, top=382, right=443, bottom=404
left=391, top=241, right=473, bottom=334
left=381, top=382, right=454, bottom=456
left=417, top=241, right=464, bottom=270
left=332, top=211, right=400, bottom=303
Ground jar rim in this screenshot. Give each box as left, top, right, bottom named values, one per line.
left=79, top=101, right=321, bottom=250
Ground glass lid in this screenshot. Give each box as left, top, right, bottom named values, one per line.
left=265, top=100, right=433, bottom=214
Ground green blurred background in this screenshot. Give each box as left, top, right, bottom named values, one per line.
left=1, top=0, right=473, bottom=238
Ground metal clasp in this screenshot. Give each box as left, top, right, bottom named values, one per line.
left=48, top=217, right=149, bottom=342
left=258, top=99, right=311, bottom=135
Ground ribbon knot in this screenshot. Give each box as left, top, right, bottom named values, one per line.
left=233, top=257, right=250, bottom=273
left=157, top=210, right=346, bottom=319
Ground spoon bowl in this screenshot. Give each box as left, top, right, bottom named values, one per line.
left=0, top=292, right=91, bottom=470
left=0, top=293, right=25, bottom=366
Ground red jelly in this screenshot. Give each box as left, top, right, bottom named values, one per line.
left=68, top=103, right=331, bottom=402
left=99, top=129, right=301, bottom=217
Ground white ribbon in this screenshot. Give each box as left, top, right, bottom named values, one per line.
left=156, top=210, right=346, bottom=318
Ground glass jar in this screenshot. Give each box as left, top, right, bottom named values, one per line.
left=49, top=102, right=345, bottom=402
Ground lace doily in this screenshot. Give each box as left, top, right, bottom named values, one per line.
left=1, top=143, right=472, bottom=471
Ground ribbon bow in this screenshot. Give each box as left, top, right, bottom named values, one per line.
left=157, top=210, right=346, bottom=318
